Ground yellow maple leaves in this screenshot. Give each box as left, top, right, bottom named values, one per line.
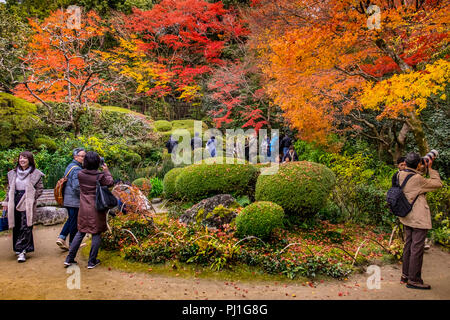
left=360, top=59, right=450, bottom=119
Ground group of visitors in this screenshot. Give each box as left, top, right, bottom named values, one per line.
left=2, top=149, right=114, bottom=269
left=165, top=131, right=299, bottom=163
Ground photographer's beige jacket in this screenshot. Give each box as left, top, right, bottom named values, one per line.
left=398, top=168, right=443, bottom=230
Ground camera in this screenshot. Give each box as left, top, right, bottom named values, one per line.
left=421, top=149, right=438, bottom=165
left=100, top=157, right=105, bottom=166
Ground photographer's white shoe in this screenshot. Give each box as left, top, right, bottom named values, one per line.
left=17, top=251, right=26, bottom=263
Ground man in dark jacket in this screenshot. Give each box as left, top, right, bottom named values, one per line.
left=280, top=134, right=292, bottom=156
left=56, top=148, right=85, bottom=250
left=190, top=132, right=202, bottom=150
left=282, top=145, right=298, bottom=162
left=165, top=136, right=178, bottom=154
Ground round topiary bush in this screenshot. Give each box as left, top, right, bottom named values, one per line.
left=255, top=161, right=336, bottom=220
left=235, top=201, right=284, bottom=240
left=175, top=163, right=259, bottom=202
left=154, top=120, right=172, bottom=132
left=163, top=167, right=184, bottom=199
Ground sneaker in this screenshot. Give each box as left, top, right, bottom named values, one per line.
left=64, top=260, right=78, bottom=268
left=56, top=238, right=69, bottom=251
left=406, top=281, right=431, bottom=290
left=17, top=251, right=26, bottom=263
left=87, top=259, right=101, bottom=269
left=424, top=239, right=431, bottom=251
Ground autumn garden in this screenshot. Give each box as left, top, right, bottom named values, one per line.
left=0, top=0, right=449, bottom=282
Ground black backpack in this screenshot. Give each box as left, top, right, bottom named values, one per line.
left=95, top=174, right=118, bottom=212
left=386, top=171, right=419, bottom=217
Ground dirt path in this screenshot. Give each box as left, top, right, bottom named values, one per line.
left=0, top=224, right=449, bottom=300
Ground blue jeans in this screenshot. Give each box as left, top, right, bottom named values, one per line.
left=59, top=207, right=79, bottom=245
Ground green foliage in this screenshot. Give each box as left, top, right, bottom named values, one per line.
left=255, top=161, right=336, bottom=220
left=163, top=167, right=184, bottom=199
left=149, top=177, right=163, bottom=198
left=428, top=179, right=450, bottom=247
left=154, top=120, right=172, bottom=132
left=34, top=136, right=58, bottom=152
left=175, top=163, right=259, bottom=202
left=236, top=195, right=251, bottom=207
left=235, top=201, right=284, bottom=240
left=0, top=93, right=41, bottom=149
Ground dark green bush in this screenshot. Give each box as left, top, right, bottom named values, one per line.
left=163, top=167, right=185, bottom=199
left=175, top=163, right=259, bottom=202
left=255, top=161, right=336, bottom=220
left=235, top=201, right=284, bottom=240
left=0, top=93, right=41, bottom=149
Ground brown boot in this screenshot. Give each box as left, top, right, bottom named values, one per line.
left=406, top=280, right=431, bottom=290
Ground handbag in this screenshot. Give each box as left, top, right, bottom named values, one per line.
left=0, top=209, right=8, bottom=232
left=95, top=174, right=118, bottom=212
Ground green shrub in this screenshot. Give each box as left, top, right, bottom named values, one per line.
left=154, top=120, right=172, bottom=132
left=255, top=161, right=336, bottom=220
left=34, top=137, right=58, bottom=152
left=163, top=167, right=185, bottom=199
left=235, top=201, right=284, bottom=240
left=0, top=93, right=41, bottom=149
left=149, top=177, right=163, bottom=198
left=175, top=163, right=259, bottom=202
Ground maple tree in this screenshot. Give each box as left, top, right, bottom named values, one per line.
left=12, top=9, right=115, bottom=136
left=206, top=58, right=273, bottom=132
left=119, top=0, right=248, bottom=111
left=248, top=0, right=449, bottom=157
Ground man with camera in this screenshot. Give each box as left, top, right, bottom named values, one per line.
left=398, top=151, right=442, bottom=290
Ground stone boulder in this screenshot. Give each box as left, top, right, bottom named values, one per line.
left=179, top=194, right=240, bottom=229
left=37, top=189, right=58, bottom=207
left=34, top=207, right=68, bottom=226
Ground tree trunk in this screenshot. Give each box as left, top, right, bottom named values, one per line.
left=406, top=111, right=429, bottom=155
left=393, top=122, right=409, bottom=161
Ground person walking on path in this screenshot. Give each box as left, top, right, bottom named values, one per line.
left=2, top=151, right=44, bottom=263
left=64, top=151, right=114, bottom=269
left=206, top=136, right=217, bottom=157
left=165, top=136, right=178, bottom=154
left=398, top=152, right=442, bottom=290
left=56, top=148, right=86, bottom=251
left=191, top=132, right=202, bottom=150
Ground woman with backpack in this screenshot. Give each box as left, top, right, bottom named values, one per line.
left=2, top=151, right=44, bottom=263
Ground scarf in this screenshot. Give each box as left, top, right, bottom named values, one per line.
left=15, top=167, right=32, bottom=191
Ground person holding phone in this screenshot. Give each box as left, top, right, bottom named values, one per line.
left=64, top=151, right=114, bottom=269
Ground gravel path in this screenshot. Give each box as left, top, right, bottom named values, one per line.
left=0, top=224, right=449, bottom=300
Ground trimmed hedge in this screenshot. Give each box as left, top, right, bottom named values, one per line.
left=255, top=161, right=336, bottom=219
left=175, top=163, right=259, bottom=202
left=235, top=201, right=284, bottom=240
left=163, top=167, right=184, bottom=199
left=154, top=120, right=172, bottom=132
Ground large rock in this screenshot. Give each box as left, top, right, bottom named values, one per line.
left=179, top=194, right=239, bottom=229
left=37, top=189, right=58, bottom=207
left=34, top=207, right=68, bottom=226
